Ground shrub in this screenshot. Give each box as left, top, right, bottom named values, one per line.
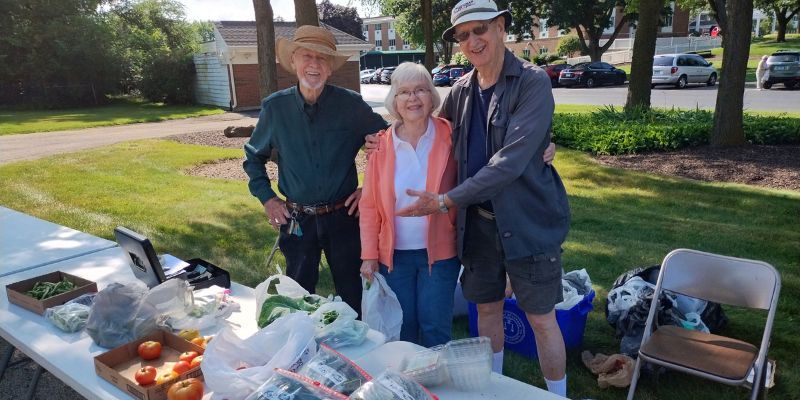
left=139, top=53, right=196, bottom=104
left=557, top=35, right=582, bottom=58
left=450, top=52, right=471, bottom=66
left=552, top=107, right=800, bottom=155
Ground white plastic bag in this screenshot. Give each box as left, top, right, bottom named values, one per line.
left=311, top=301, right=368, bottom=348
left=254, top=274, right=310, bottom=319
left=202, top=312, right=318, bottom=400
left=170, top=285, right=240, bottom=331
left=361, top=273, right=403, bottom=342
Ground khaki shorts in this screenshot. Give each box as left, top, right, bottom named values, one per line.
left=460, top=207, right=563, bottom=315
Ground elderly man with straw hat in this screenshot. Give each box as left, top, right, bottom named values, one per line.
left=243, top=25, right=388, bottom=315
left=390, top=0, right=571, bottom=396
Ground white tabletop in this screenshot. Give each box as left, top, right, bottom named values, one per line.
left=0, top=246, right=385, bottom=400
left=354, top=341, right=565, bottom=399
left=0, top=206, right=117, bottom=277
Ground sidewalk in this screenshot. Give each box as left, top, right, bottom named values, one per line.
left=0, top=112, right=259, bottom=164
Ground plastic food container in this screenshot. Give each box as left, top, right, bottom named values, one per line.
left=244, top=368, right=346, bottom=400
left=349, top=370, right=437, bottom=400
left=297, top=343, right=372, bottom=395
left=401, top=345, right=447, bottom=387
left=442, top=336, right=492, bottom=391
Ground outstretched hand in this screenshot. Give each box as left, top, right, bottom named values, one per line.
left=395, top=189, right=440, bottom=217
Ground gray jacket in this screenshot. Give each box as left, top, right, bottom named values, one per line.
left=440, top=50, right=570, bottom=260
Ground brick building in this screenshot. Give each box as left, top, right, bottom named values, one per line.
left=362, top=16, right=414, bottom=51
left=193, top=21, right=373, bottom=110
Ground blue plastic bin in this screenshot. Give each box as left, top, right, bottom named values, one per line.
left=467, top=290, right=595, bottom=359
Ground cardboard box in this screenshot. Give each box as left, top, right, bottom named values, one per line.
left=94, top=330, right=205, bottom=400
left=6, top=271, right=98, bottom=315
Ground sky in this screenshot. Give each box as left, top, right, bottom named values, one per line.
left=177, top=0, right=378, bottom=22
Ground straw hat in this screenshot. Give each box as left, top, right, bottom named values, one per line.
left=276, top=25, right=350, bottom=73
left=442, top=0, right=512, bottom=42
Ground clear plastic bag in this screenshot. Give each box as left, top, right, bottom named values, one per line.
left=297, top=343, right=372, bottom=395
left=361, top=273, right=403, bottom=342
left=85, top=281, right=159, bottom=348
left=45, top=302, right=91, bottom=333
left=244, top=368, right=346, bottom=400
left=349, top=370, right=437, bottom=400
left=311, top=302, right=368, bottom=348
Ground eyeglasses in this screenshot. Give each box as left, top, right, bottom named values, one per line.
left=395, top=87, right=431, bottom=101
left=453, top=19, right=494, bottom=43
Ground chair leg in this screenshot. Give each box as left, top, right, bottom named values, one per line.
left=627, top=357, right=644, bottom=400
left=752, top=359, right=769, bottom=400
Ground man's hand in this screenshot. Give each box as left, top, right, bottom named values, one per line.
left=264, top=197, right=290, bottom=229
left=364, top=133, right=379, bottom=158
left=543, top=142, right=556, bottom=165
left=345, top=188, right=362, bottom=216
left=395, top=189, right=440, bottom=217
left=360, top=259, right=379, bottom=282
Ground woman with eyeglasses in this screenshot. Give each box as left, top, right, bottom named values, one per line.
left=358, top=62, right=460, bottom=346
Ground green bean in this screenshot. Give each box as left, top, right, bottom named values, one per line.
left=26, top=280, right=76, bottom=300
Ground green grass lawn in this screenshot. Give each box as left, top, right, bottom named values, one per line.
left=0, top=98, right=224, bottom=136
left=0, top=139, right=797, bottom=399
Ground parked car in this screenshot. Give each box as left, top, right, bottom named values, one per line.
left=379, top=66, right=397, bottom=84
left=448, top=67, right=466, bottom=85
left=370, top=67, right=384, bottom=84
left=558, top=62, right=627, bottom=88
left=433, top=67, right=453, bottom=86
left=543, top=64, right=572, bottom=87
left=360, top=69, right=376, bottom=84
left=763, top=50, right=800, bottom=90
left=651, top=53, right=717, bottom=89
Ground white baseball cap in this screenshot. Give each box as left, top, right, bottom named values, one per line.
left=442, top=0, right=512, bottom=43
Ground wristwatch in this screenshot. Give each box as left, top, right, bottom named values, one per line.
left=438, top=194, right=449, bottom=213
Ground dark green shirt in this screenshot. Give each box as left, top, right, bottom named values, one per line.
left=244, top=84, right=388, bottom=205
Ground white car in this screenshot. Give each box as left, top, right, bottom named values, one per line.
left=360, top=69, right=375, bottom=83
left=651, top=53, right=718, bottom=89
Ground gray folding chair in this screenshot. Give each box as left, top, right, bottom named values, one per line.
left=627, top=249, right=781, bottom=400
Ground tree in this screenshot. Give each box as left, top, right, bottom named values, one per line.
left=253, top=0, right=278, bottom=100
left=422, top=0, right=435, bottom=71
left=754, top=0, right=800, bottom=41
left=450, top=52, right=471, bottom=65
left=294, top=0, right=319, bottom=26
left=374, top=0, right=459, bottom=64
left=710, top=0, right=754, bottom=146
left=556, top=35, right=582, bottom=57
left=318, top=0, right=363, bottom=38
left=625, top=0, right=666, bottom=112
left=532, top=0, right=635, bottom=62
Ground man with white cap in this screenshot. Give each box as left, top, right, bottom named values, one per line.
left=243, top=25, right=388, bottom=315
left=394, top=0, right=571, bottom=396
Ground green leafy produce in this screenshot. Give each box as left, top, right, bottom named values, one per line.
left=257, top=294, right=329, bottom=328
left=321, top=310, right=339, bottom=325
left=26, top=280, right=76, bottom=300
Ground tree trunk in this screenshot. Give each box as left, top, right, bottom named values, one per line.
left=422, top=0, right=435, bottom=71
left=710, top=0, right=752, bottom=146
left=774, top=8, right=789, bottom=42
left=294, top=0, right=319, bottom=27
left=625, top=0, right=665, bottom=112
left=254, top=0, right=278, bottom=100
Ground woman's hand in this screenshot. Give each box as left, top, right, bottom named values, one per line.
left=360, top=259, right=379, bottom=282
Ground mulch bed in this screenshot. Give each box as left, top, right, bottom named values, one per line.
left=167, top=131, right=799, bottom=192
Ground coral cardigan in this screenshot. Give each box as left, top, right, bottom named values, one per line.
left=359, top=116, right=458, bottom=271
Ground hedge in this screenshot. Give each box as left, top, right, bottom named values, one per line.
left=552, top=107, right=800, bottom=155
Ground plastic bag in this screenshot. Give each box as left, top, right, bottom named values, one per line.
left=202, top=312, right=318, bottom=400
left=557, top=268, right=593, bottom=310
left=581, top=351, right=635, bottom=388
left=86, top=281, right=159, bottom=348
left=361, top=274, right=403, bottom=342
left=297, top=343, right=372, bottom=395
left=244, top=368, right=347, bottom=400
left=311, top=302, right=368, bottom=348
left=170, top=285, right=240, bottom=331
left=349, top=370, right=437, bottom=400
left=142, top=278, right=194, bottom=322
left=254, top=275, right=329, bottom=328
left=45, top=302, right=91, bottom=333
left=254, top=274, right=311, bottom=317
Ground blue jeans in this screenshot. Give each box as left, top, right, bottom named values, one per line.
left=380, top=250, right=460, bottom=347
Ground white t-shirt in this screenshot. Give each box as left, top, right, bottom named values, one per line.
left=392, top=118, right=434, bottom=250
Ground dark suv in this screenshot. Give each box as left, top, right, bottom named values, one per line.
left=764, top=50, right=800, bottom=90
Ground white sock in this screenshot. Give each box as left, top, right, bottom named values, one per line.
left=545, top=374, right=567, bottom=397
left=492, top=351, right=504, bottom=374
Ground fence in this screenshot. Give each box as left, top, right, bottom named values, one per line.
left=566, top=36, right=722, bottom=65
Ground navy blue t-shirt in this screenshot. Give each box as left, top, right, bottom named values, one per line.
left=466, top=83, right=495, bottom=210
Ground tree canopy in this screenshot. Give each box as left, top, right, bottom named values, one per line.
left=318, top=0, right=363, bottom=38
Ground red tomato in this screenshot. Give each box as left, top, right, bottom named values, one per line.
left=172, top=360, right=192, bottom=375
left=137, top=341, right=162, bottom=361
left=156, top=371, right=179, bottom=385
left=167, top=378, right=204, bottom=400
left=189, top=355, right=203, bottom=369
left=179, top=351, right=199, bottom=363
left=134, top=366, right=157, bottom=386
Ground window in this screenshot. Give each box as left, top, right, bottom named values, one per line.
left=403, top=44, right=411, bottom=50
left=599, top=62, right=614, bottom=69
left=539, top=47, right=549, bottom=55
left=523, top=48, right=531, bottom=58
left=539, top=18, right=549, bottom=38
left=363, top=31, right=368, bottom=40
left=662, top=2, right=674, bottom=27
left=375, top=39, right=382, bottom=47
left=389, top=39, right=396, bottom=47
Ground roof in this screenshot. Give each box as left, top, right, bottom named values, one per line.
left=215, top=21, right=368, bottom=47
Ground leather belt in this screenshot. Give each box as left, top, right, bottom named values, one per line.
left=286, top=198, right=348, bottom=216
left=475, top=206, right=495, bottom=221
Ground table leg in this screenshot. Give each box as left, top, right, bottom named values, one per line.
left=0, top=344, right=13, bottom=380
left=24, top=365, right=45, bottom=400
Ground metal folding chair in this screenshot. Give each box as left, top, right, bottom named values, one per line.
left=627, top=249, right=781, bottom=400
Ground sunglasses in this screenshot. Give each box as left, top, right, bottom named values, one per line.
left=453, top=18, right=497, bottom=43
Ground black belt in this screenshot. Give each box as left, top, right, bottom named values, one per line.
left=286, top=198, right=348, bottom=216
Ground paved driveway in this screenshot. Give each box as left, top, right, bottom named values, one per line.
left=0, top=112, right=259, bottom=164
